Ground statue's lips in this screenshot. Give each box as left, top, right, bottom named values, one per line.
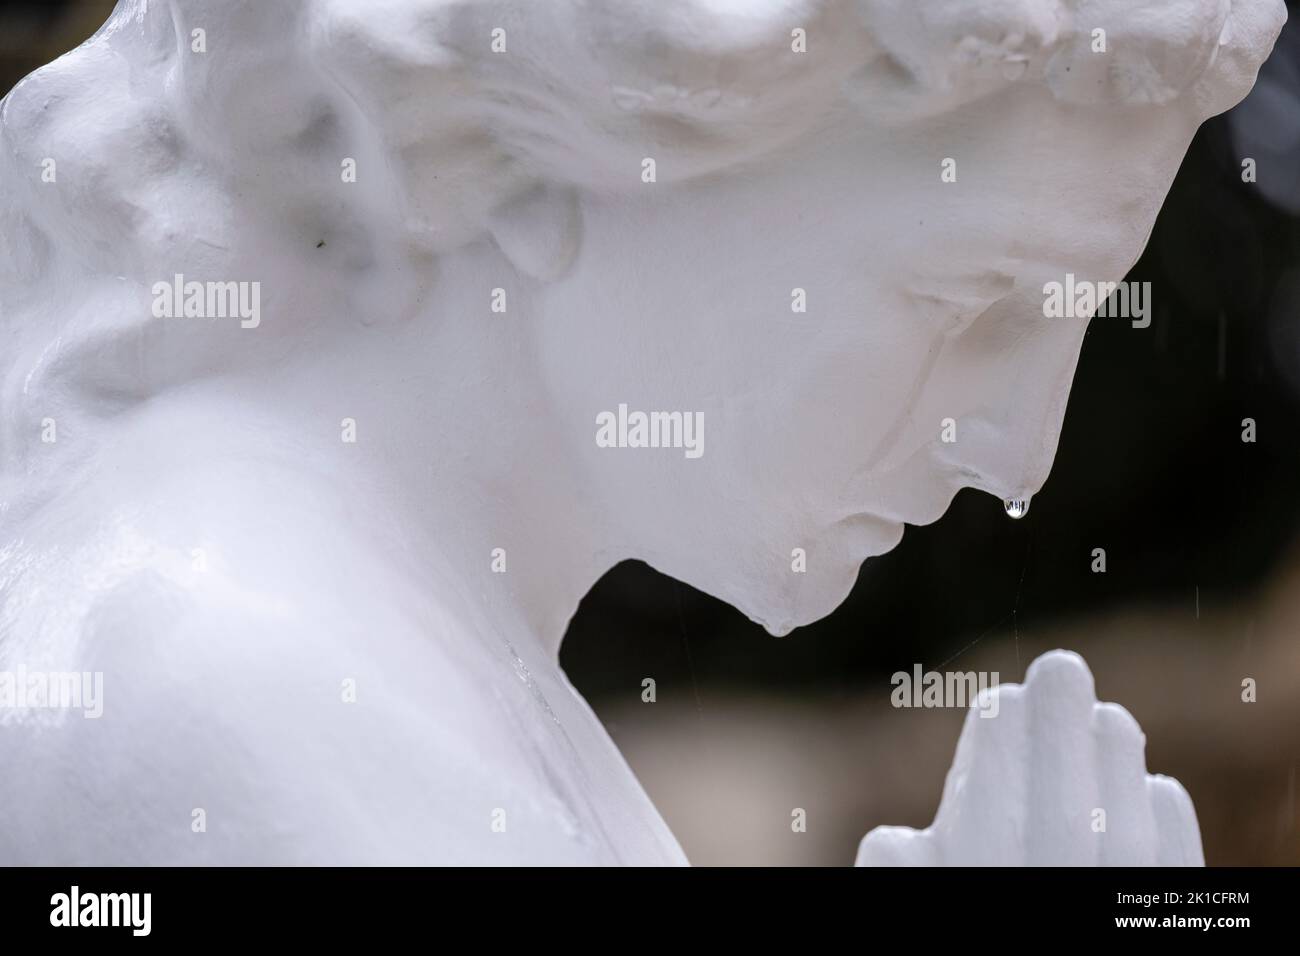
left=839, top=451, right=1026, bottom=535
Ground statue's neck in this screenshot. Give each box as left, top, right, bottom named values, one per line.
left=253, top=294, right=614, bottom=659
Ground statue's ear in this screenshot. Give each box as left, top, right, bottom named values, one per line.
left=487, top=184, right=582, bottom=282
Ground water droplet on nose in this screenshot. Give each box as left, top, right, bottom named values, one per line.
left=1004, top=497, right=1030, bottom=519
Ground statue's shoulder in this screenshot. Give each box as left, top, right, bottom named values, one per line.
left=0, top=448, right=684, bottom=865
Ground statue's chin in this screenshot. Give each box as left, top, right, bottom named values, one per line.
left=750, top=572, right=861, bottom=639
left=679, top=512, right=905, bottom=638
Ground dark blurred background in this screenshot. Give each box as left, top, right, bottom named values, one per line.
left=5, top=0, right=1299, bottom=866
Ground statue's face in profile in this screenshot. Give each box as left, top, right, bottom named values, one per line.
left=530, top=89, right=1178, bottom=635
left=483, top=0, right=1275, bottom=636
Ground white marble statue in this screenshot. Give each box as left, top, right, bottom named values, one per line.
left=0, top=0, right=1285, bottom=864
